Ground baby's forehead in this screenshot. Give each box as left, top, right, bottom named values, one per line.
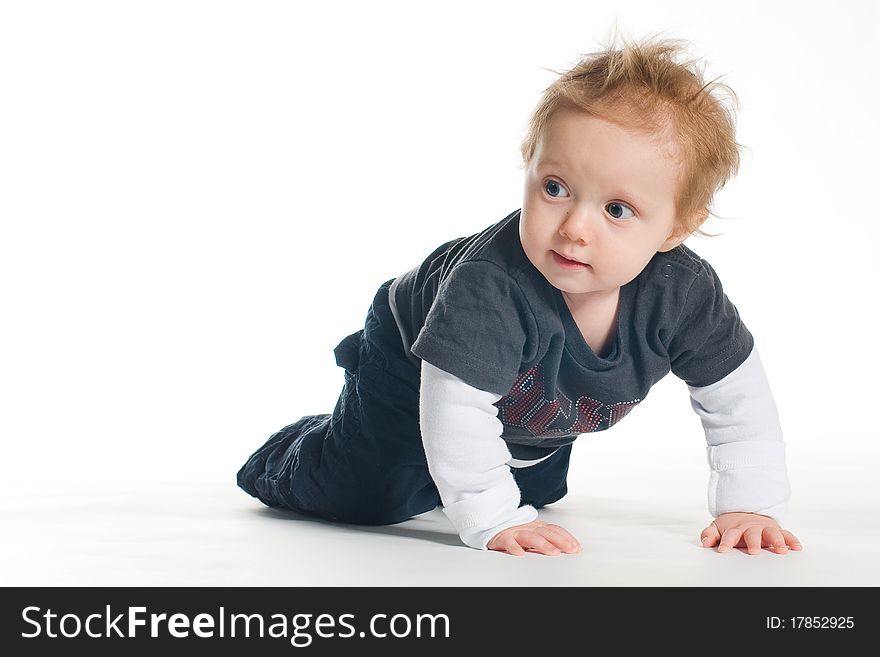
left=588, top=110, right=680, bottom=156
left=537, top=113, right=684, bottom=194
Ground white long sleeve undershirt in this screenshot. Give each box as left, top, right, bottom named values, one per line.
left=419, top=346, right=791, bottom=550
left=419, top=360, right=538, bottom=550
left=687, top=347, right=791, bottom=525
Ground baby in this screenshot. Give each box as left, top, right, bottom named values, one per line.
left=238, top=35, right=802, bottom=557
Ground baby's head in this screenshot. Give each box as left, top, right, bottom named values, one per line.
left=517, top=33, right=742, bottom=298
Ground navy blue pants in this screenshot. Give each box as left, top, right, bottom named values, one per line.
left=237, top=279, right=572, bottom=526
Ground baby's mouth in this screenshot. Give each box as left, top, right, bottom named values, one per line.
left=552, top=251, right=590, bottom=268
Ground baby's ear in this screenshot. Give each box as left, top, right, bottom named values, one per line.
left=658, top=208, right=708, bottom=252
left=658, top=224, right=691, bottom=252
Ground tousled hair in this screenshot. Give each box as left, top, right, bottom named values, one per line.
left=520, top=29, right=742, bottom=237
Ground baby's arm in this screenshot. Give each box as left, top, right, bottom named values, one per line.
left=419, top=360, right=580, bottom=555
left=688, top=347, right=802, bottom=553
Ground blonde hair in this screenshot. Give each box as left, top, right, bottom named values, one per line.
left=520, top=30, right=742, bottom=236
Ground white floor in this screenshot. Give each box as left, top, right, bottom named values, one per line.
left=3, top=456, right=877, bottom=587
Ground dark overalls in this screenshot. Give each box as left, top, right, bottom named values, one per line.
left=237, top=278, right=572, bottom=526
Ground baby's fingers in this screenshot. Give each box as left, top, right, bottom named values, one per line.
left=782, top=530, right=803, bottom=551
left=717, top=527, right=743, bottom=553
left=536, top=525, right=582, bottom=553
left=700, top=522, right=721, bottom=548
left=520, top=531, right=563, bottom=556
left=743, top=525, right=763, bottom=555
left=488, top=530, right=561, bottom=557
left=763, top=527, right=788, bottom=553
left=488, top=535, right=528, bottom=557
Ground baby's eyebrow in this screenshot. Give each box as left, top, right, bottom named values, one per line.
left=537, top=158, right=568, bottom=170
left=612, top=188, right=649, bottom=210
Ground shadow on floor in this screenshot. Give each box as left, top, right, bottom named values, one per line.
left=252, top=505, right=464, bottom=547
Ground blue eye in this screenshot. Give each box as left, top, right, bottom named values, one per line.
left=544, top=179, right=569, bottom=198
left=605, top=202, right=635, bottom=221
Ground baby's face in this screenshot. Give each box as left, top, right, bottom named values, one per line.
left=520, top=109, right=687, bottom=301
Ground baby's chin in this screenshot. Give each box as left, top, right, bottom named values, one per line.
left=540, top=270, right=602, bottom=295
left=541, top=269, right=628, bottom=300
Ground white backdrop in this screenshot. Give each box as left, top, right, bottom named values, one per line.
left=2, top=0, right=878, bottom=499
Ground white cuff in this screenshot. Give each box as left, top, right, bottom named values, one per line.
left=447, top=497, right=539, bottom=550
left=706, top=442, right=790, bottom=525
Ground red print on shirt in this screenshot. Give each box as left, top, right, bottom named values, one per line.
left=493, top=364, right=640, bottom=437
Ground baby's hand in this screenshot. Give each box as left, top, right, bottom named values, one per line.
left=700, top=512, right=803, bottom=555
left=486, top=519, right=582, bottom=556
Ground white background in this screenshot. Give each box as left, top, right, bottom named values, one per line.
left=2, top=0, right=878, bottom=585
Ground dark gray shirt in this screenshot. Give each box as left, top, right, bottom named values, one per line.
left=390, top=208, right=754, bottom=461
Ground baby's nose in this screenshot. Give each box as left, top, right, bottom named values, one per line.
left=559, top=207, right=598, bottom=244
